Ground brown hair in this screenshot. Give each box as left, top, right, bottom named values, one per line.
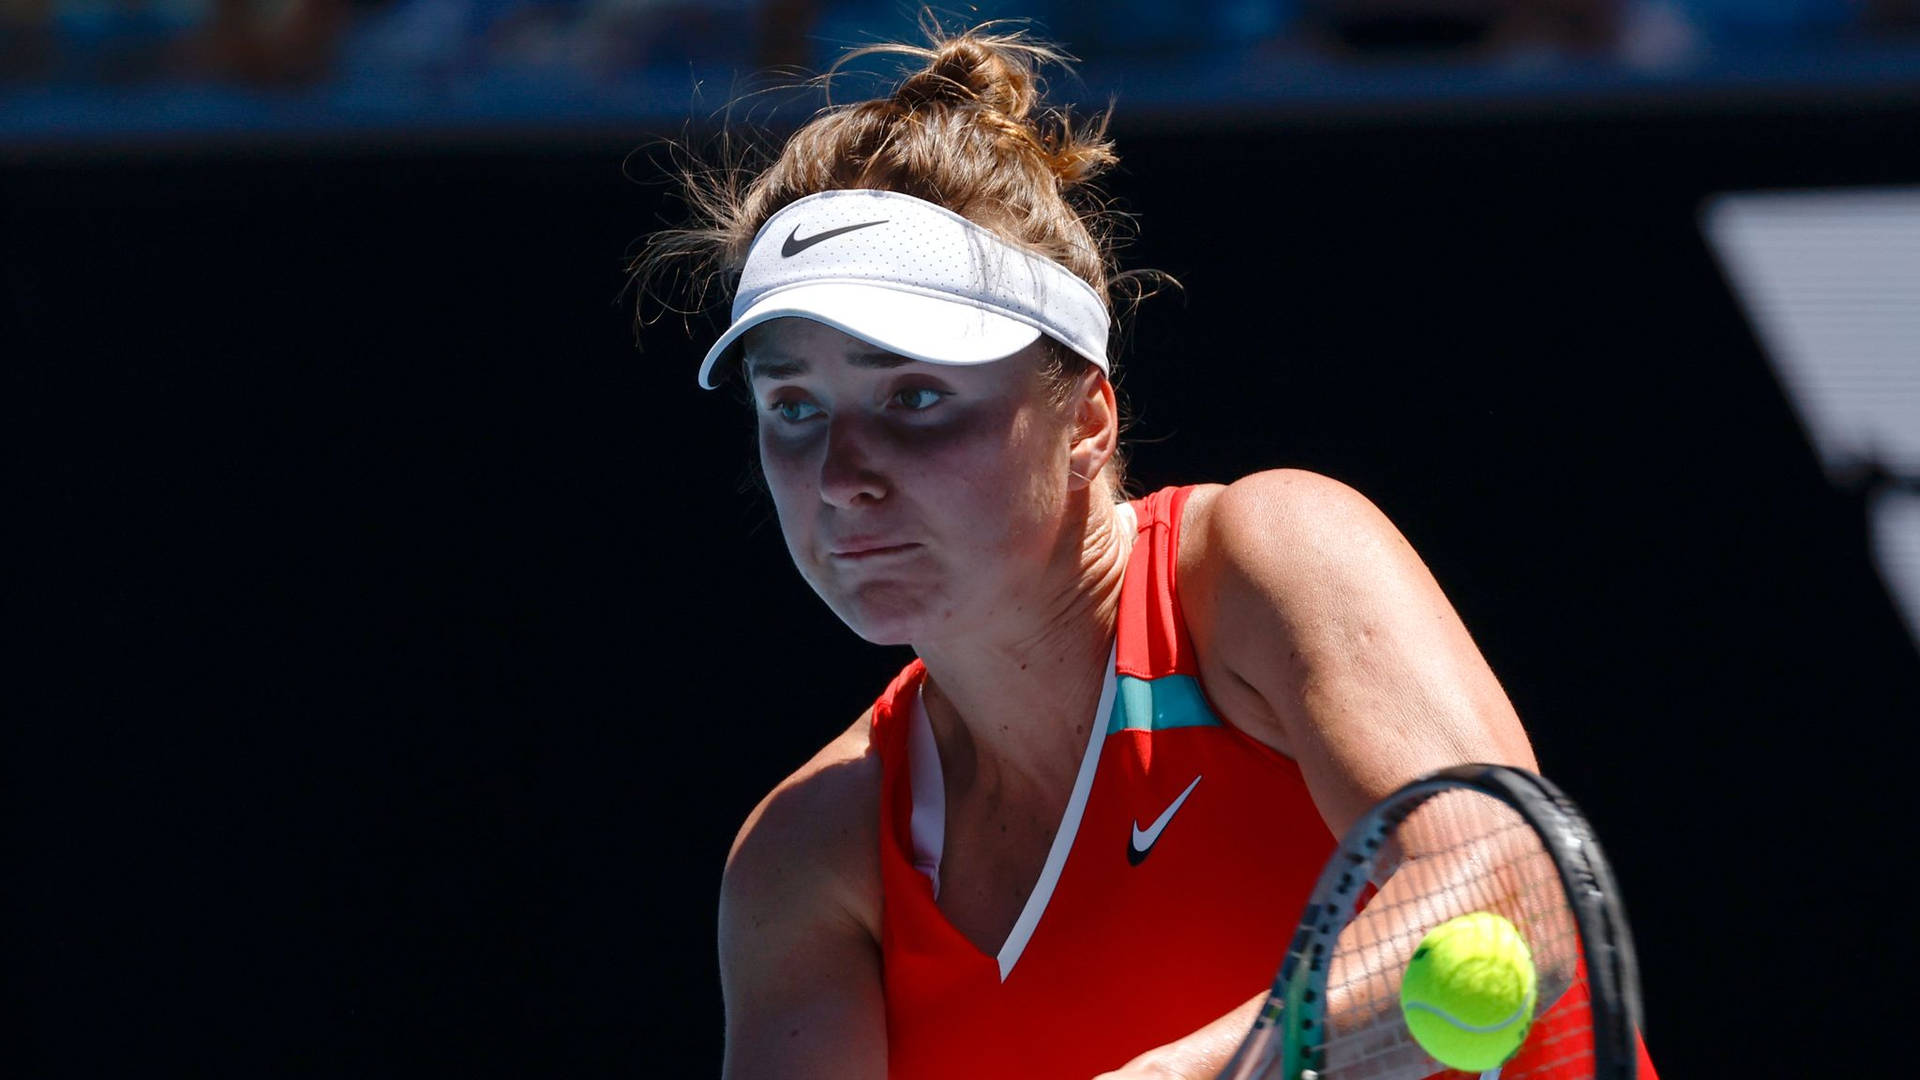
left=633, top=17, right=1153, bottom=496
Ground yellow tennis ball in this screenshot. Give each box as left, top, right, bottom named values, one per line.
left=1399, top=912, right=1537, bottom=1072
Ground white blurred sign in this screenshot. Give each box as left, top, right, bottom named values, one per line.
left=1703, top=187, right=1920, bottom=648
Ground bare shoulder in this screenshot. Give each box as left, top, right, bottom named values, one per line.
left=1176, top=469, right=1428, bottom=760
left=722, top=710, right=885, bottom=939
left=1180, top=469, right=1402, bottom=577
left=1179, top=468, right=1412, bottom=664
left=1179, top=469, right=1533, bottom=834
left=719, top=710, right=890, bottom=1079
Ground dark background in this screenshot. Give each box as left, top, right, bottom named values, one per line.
left=11, top=91, right=1920, bottom=1076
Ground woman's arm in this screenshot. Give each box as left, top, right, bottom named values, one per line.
left=1185, top=470, right=1537, bottom=833
left=718, top=729, right=889, bottom=1080
left=1098, top=470, right=1539, bottom=1080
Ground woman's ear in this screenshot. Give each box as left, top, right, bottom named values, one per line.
left=1066, top=370, right=1118, bottom=493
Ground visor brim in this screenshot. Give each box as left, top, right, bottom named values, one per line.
left=698, top=282, right=1046, bottom=388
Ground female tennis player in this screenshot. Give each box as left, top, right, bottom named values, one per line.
left=644, top=22, right=1602, bottom=1080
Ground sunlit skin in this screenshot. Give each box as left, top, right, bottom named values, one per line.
left=742, top=316, right=1128, bottom=795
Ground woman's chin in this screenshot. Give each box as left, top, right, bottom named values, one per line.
left=829, top=586, right=949, bottom=647
left=848, top=623, right=916, bottom=647
left=839, top=607, right=931, bottom=647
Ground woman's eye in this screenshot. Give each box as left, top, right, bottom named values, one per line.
left=893, top=388, right=945, bottom=411
left=770, top=399, right=822, bottom=423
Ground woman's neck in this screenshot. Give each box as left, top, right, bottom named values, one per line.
left=914, top=497, right=1136, bottom=803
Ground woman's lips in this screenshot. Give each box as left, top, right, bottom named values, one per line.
left=830, top=542, right=920, bottom=560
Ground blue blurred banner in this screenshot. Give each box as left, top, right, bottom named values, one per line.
left=5, top=0, right=1920, bottom=147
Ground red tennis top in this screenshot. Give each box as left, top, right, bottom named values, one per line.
left=869, top=485, right=1337, bottom=1077
left=866, top=484, right=1662, bottom=1078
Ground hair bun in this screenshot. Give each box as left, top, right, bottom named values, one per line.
left=894, top=37, right=1037, bottom=123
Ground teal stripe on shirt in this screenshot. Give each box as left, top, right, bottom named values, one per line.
left=1107, top=674, right=1222, bottom=735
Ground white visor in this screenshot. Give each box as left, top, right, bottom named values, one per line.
left=697, top=189, right=1110, bottom=388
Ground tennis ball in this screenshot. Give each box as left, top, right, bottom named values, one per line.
left=1399, top=912, right=1537, bottom=1072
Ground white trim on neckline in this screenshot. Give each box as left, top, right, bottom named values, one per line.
left=906, top=686, right=946, bottom=899
left=905, top=643, right=1120, bottom=982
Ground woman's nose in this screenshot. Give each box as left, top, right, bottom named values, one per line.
left=818, top=413, right=888, bottom=507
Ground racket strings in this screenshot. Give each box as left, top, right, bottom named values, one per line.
left=1315, top=790, right=1595, bottom=1080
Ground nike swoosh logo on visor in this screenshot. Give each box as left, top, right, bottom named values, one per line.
left=1128, top=774, right=1202, bottom=867
left=781, top=219, right=888, bottom=257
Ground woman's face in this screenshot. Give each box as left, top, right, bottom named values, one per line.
left=743, top=318, right=1077, bottom=646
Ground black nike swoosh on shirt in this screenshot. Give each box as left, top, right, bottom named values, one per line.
left=781, top=219, right=888, bottom=257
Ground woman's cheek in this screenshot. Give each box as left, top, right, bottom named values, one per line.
left=753, top=441, right=814, bottom=561
left=757, top=428, right=813, bottom=494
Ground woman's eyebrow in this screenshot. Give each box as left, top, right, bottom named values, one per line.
left=747, top=349, right=919, bottom=381
left=848, top=350, right=918, bottom=370
left=745, top=354, right=806, bottom=381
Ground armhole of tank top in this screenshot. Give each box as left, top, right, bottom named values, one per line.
left=906, top=678, right=945, bottom=899
left=1167, top=484, right=1308, bottom=769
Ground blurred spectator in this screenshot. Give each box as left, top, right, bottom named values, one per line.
left=1863, top=0, right=1920, bottom=32
left=343, top=0, right=752, bottom=85
left=2, top=0, right=55, bottom=81
left=24, top=0, right=197, bottom=84
left=1295, top=0, right=1623, bottom=60
left=1674, top=0, right=1857, bottom=47
left=340, top=0, right=503, bottom=80
left=563, top=0, right=755, bottom=77
left=754, top=0, right=811, bottom=70
left=181, top=0, right=355, bottom=85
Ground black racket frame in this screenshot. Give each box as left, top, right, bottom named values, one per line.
left=1218, top=764, right=1643, bottom=1080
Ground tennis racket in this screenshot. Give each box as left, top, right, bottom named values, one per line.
left=1219, top=764, right=1644, bottom=1080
